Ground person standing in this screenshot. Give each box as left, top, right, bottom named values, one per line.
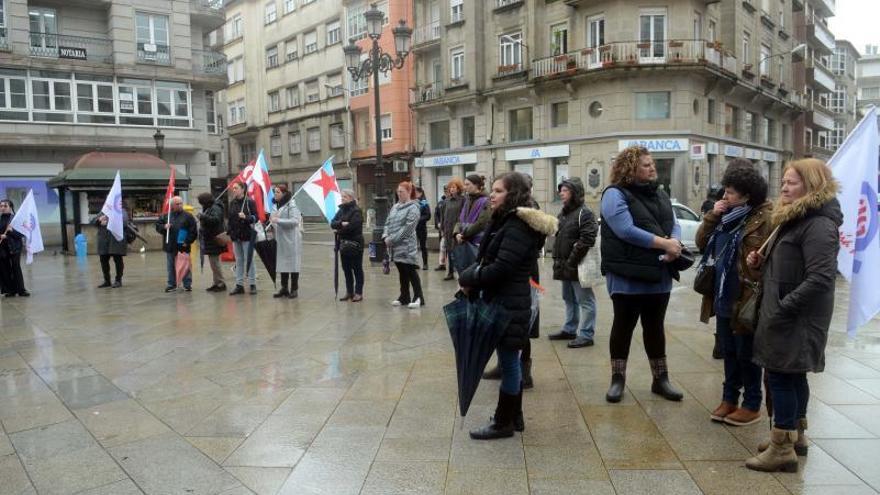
left=453, top=175, right=491, bottom=275
left=415, top=186, right=431, bottom=270
left=0, top=199, right=28, bottom=298
left=440, top=179, right=464, bottom=280
left=384, top=181, right=424, bottom=309
left=459, top=172, right=558, bottom=439
left=227, top=181, right=258, bottom=295
left=332, top=189, right=365, bottom=302
left=745, top=159, right=841, bottom=473
left=270, top=184, right=303, bottom=299
left=93, top=208, right=129, bottom=288
left=696, top=161, right=772, bottom=426
left=434, top=186, right=448, bottom=271
left=600, top=145, right=685, bottom=403
left=155, top=196, right=197, bottom=292
left=197, top=192, right=227, bottom=292
left=548, top=177, right=599, bottom=348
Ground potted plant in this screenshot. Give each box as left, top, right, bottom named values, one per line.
left=554, top=54, right=569, bottom=63
left=581, top=47, right=594, bottom=55
left=668, top=40, right=683, bottom=48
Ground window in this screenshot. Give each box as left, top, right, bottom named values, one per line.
left=863, top=87, right=880, bottom=99
left=499, top=32, right=522, bottom=68
left=270, top=134, right=282, bottom=156
left=765, top=117, right=776, bottom=146
left=639, top=9, right=666, bottom=60
left=285, top=39, right=298, bottom=61
left=742, top=31, right=751, bottom=67
left=240, top=143, right=256, bottom=164
left=550, top=23, right=568, bottom=56
left=635, top=92, right=670, bottom=120
left=461, top=116, right=475, bottom=147
left=327, top=73, right=343, bottom=97
left=306, top=80, right=319, bottom=102
left=586, top=16, right=605, bottom=66
left=509, top=108, right=533, bottom=141
left=553, top=159, right=569, bottom=201
left=551, top=101, right=568, bottom=127
left=380, top=113, right=392, bottom=141
left=286, top=86, right=299, bottom=107
left=135, top=13, right=170, bottom=64
left=347, top=3, right=368, bottom=41
left=268, top=91, right=280, bottom=112
left=209, top=153, right=218, bottom=167
left=430, top=120, right=450, bottom=150
left=451, top=0, right=464, bottom=23
left=307, top=127, right=321, bottom=151
left=451, top=48, right=465, bottom=82
left=29, top=7, right=57, bottom=55
left=693, top=12, right=702, bottom=40
left=708, top=20, right=716, bottom=41
left=760, top=44, right=771, bottom=77
left=326, top=21, right=341, bottom=46
left=831, top=87, right=846, bottom=113
left=225, top=15, right=244, bottom=42
left=265, top=1, right=277, bottom=24
left=284, top=0, right=296, bottom=14
left=206, top=91, right=216, bottom=133
left=118, top=79, right=154, bottom=126
left=229, top=98, right=246, bottom=125
left=227, top=57, right=244, bottom=84
left=725, top=104, right=739, bottom=138
left=289, top=130, right=302, bottom=154
left=330, top=123, right=345, bottom=148
left=75, top=77, right=115, bottom=124
left=830, top=121, right=845, bottom=150
left=745, top=112, right=758, bottom=142
left=350, top=70, right=368, bottom=97
left=266, top=46, right=279, bottom=68
left=304, top=30, right=318, bottom=54
left=155, top=81, right=189, bottom=127
left=707, top=98, right=716, bottom=124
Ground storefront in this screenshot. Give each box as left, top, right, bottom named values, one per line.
left=414, top=152, right=479, bottom=203
left=0, top=162, right=64, bottom=246
left=617, top=138, right=690, bottom=203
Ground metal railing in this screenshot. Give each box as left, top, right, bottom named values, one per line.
left=28, top=32, right=114, bottom=63
left=450, top=10, right=464, bottom=23
left=413, top=21, right=441, bottom=46
left=191, top=0, right=224, bottom=13
left=137, top=43, right=172, bottom=65
left=411, top=82, right=443, bottom=104
left=193, top=49, right=227, bottom=76
left=495, top=0, right=521, bottom=8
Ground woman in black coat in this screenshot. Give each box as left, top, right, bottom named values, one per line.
left=227, top=182, right=258, bottom=295
left=459, top=172, right=558, bottom=440
left=0, top=199, right=28, bottom=297
left=198, top=192, right=227, bottom=292
left=93, top=207, right=129, bottom=288
left=331, top=189, right=365, bottom=302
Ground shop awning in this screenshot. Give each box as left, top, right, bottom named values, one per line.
left=47, top=152, right=190, bottom=190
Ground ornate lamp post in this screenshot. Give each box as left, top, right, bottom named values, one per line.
left=343, top=5, right=412, bottom=261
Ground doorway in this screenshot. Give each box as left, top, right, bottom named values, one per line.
left=654, top=158, right=673, bottom=197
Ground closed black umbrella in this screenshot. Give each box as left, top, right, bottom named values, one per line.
left=444, top=292, right=510, bottom=418
left=254, top=238, right=277, bottom=286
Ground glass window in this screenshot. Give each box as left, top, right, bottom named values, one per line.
left=270, top=135, right=282, bottom=156
left=326, top=20, right=341, bottom=46
left=430, top=120, right=450, bottom=150
left=708, top=20, right=716, bottom=41
left=268, top=91, right=280, bottom=112
left=746, top=112, right=758, bottom=142
left=551, top=101, right=568, bottom=127
left=286, top=86, right=299, bottom=107
left=307, top=127, right=321, bottom=151
left=707, top=98, right=715, bottom=124
left=135, top=12, right=170, bottom=64
left=285, top=39, right=298, bottom=61
left=289, top=131, right=302, bottom=154
left=451, top=48, right=465, bottom=81
left=550, top=23, right=568, bottom=56
left=347, top=3, right=367, bottom=41
left=724, top=104, right=739, bottom=138
left=304, top=30, right=318, bottom=54
left=760, top=44, right=771, bottom=77
left=306, top=80, right=319, bottom=102
left=31, top=80, right=50, bottom=110
left=266, top=46, right=279, bottom=68
left=226, top=14, right=243, bottom=40
left=380, top=113, right=392, bottom=141
left=639, top=10, right=666, bottom=60
left=500, top=32, right=522, bottom=68
left=742, top=31, right=751, bottom=67
left=461, top=116, right=475, bottom=147
left=330, top=123, right=345, bottom=148
left=451, top=0, right=463, bottom=22
left=284, top=0, right=296, bottom=14
left=553, top=158, right=569, bottom=201
left=206, top=91, right=216, bottom=133
left=509, top=107, right=533, bottom=141
left=265, top=1, right=277, bottom=24
left=635, top=92, right=670, bottom=120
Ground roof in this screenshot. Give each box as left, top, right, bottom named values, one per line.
left=47, top=152, right=190, bottom=190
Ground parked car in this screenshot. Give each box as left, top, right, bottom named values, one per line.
left=672, top=201, right=700, bottom=252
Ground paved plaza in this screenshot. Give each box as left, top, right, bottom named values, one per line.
left=1, top=242, right=880, bottom=495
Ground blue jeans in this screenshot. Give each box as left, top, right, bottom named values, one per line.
left=233, top=241, right=256, bottom=287
left=717, top=317, right=762, bottom=410
left=497, top=347, right=521, bottom=395
left=165, top=251, right=191, bottom=289
left=560, top=280, right=597, bottom=340
left=767, top=371, right=810, bottom=430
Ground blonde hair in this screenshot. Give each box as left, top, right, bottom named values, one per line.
left=610, top=145, right=650, bottom=186
left=781, top=159, right=837, bottom=197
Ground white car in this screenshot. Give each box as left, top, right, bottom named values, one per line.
left=672, top=202, right=701, bottom=252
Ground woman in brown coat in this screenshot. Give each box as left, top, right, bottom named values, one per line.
left=695, top=161, right=772, bottom=427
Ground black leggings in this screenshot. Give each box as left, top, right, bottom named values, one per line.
left=99, top=254, right=124, bottom=282
left=395, top=262, right=423, bottom=304
left=280, top=272, right=299, bottom=291
left=416, top=225, right=428, bottom=266
left=609, top=293, right=670, bottom=360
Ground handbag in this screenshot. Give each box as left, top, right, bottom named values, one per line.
left=673, top=246, right=695, bottom=271
left=339, top=239, right=361, bottom=256
left=737, top=279, right=760, bottom=330
left=575, top=208, right=603, bottom=288
left=214, top=232, right=231, bottom=246
left=693, top=262, right=715, bottom=296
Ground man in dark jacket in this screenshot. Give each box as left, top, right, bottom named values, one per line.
left=197, top=192, right=227, bottom=293
left=156, top=196, right=198, bottom=292
left=93, top=210, right=128, bottom=288
left=549, top=177, right=599, bottom=348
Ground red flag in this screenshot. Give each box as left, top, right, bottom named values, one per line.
left=161, top=167, right=176, bottom=215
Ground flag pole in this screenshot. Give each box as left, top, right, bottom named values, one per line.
left=165, top=196, right=172, bottom=244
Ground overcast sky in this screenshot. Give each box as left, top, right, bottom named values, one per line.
left=828, top=0, right=880, bottom=55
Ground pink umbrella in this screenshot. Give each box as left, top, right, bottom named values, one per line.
left=175, top=251, right=191, bottom=287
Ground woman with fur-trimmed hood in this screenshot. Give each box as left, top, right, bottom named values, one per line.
left=459, top=172, right=558, bottom=441
left=744, top=159, right=842, bottom=473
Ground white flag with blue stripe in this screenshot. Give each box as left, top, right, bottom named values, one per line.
left=300, top=156, right=341, bottom=224
left=100, top=170, right=125, bottom=241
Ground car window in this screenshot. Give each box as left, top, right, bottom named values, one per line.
left=674, top=206, right=699, bottom=222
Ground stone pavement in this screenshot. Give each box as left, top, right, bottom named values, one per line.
left=1, top=243, right=880, bottom=495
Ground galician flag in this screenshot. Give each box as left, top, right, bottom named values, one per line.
left=101, top=170, right=125, bottom=241
left=301, top=156, right=341, bottom=224
left=829, top=106, right=880, bottom=336
left=9, top=190, right=44, bottom=264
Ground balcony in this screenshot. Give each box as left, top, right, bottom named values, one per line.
left=449, top=10, right=464, bottom=25
left=806, top=15, right=835, bottom=54
left=193, top=49, right=227, bottom=77
left=137, top=43, right=171, bottom=65
left=808, top=100, right=835, bottom=130
left=495, top=0, right=524, bottom=12
left=808, top=0, right=835, bottom=17
left=806, top=59, right=835, bottom=93
left=412, top=21, right=441, bottom=48
left=410, top=82, right=443, bottom=104
left=190, top=0, right=226, bottom=30
left=29, top=32, right=113, bottom=64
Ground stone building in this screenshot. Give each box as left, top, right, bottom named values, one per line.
left=857, top=45, right=880, bottom=115
left=408, top=0, right=804, bottom=212
left=0, top=0, right=226, bottom=244
left=829, top=39, right=859, bottom=152
left=792, top=0, right=836, bottom=160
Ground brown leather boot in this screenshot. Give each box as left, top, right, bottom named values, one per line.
left=710, top=401, right=737, bottom=422
left=745, top=427, right=799, bottom=473
left=758, top=418, right=808, bottom=456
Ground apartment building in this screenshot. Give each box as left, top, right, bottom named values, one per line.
left=792, top=0, right=836, bottom=160
left=219, top=0, right=352, bottom=216
left=858, top=45, right=880, bottom=115
left=409, top=0, right=803, bottom=211
left=829, top=40, right=859, bottom=151
left=0, top=0, right=226, bottom=244
left=344, top=0, right=416, bottom=206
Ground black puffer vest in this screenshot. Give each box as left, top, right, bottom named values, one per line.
left=600, top=184, right=677, bottom=283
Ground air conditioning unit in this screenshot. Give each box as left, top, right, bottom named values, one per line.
left=392, top=160, right=408, bottom=173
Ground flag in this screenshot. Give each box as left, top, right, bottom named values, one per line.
left=300, top=156, right=341, bottom=224
left=100, top=170, right=124, bottom=241
left=255, top=150, right=274, bottom=213
left=161, top=167, right=176, bottom=215
left=829, top=106, right=880, bottom=336
left=229, top=152, right=273, bottom=221
left=8, top=190, right=44, bottom=264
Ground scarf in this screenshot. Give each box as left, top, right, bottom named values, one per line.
left=713, top=205, right=751, bottom=301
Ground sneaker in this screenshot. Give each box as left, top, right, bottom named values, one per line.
left=112, top=281, right=122, bottom=288
left=229, top=285, right=245, bottom=295
left=249, top=285, right=257, bottom=295
left=408, top=298, right=423, bottom=309
left=351, top=294, right=363, bottom=302
left=184, top=286, right=192, bottom=292
left=98, top=281, right=112, bottom=288
left=391, top=299, right=404, bottom=307
left=164, top=286, right=176, bottom=293
left=548, top=331, right=577, bottom=341
left=567, top=337, right=595, bottom=348
left=710, top=401, right=738, bottom=422
left=723, top=407, right=762, bottom=426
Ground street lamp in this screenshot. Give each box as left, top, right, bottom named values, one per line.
left=343, top=4, right=412, bottom=261
left=153, top=128, right=165, bottom=160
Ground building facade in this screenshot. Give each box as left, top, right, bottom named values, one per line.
left=0, top=0, right=226, bottom=244
left=409, top=0, right=803, bottom=212
left=857, top=45, right=880, bottom=116
left=792, top=0, right=835, bottom=160
left=829, top=39, right=859, bottom=151
left=219, top=0, right=352, bottom=215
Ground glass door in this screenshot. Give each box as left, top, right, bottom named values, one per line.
left=654, top=158, right=673, bottom=197
left=639, top=11, right=666, bottom=63
left=588, top=16, right=605, bottom=68
left=29, top=7, right=57, bottom=57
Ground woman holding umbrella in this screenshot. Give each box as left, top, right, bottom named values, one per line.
left=458, top=172, right=557, bottom=440
left=270, top=184, right=303, bottom=299
left=331, top=189, right=365, bottom=302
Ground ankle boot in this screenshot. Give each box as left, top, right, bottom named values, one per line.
left=759, top=418, right=809, bottom=456
left=273, top=288, right=290, bottom=298
left=513, top=390, right=524, bottom=432
left=746, top=427, right=799, bottom=473
left=650, top=358, right=683, bottom=401
left=606, top=359, right=627, bottom=403
left=521, top=358, right=533, bottom=390
left=470, top=391, right=517, bottom=440
left=482, top=364, right=502, bottom=380
left=712, top=332, right=723, bottom=359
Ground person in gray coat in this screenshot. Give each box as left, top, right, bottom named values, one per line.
left=440, top=178, right=465, bottom=280
left=745, top=159, right=842, bottom=473
left=383, top=181, right=424, bottom=308
left=270, top=184, right=303, bottom=299
left=93, top=207, right=129, bottom=288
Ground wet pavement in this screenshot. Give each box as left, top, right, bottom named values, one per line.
left=1, top=243, right=879, bottom=494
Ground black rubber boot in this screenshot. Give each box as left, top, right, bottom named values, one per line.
left=606, top=373, right=626, bottom=403
left=521, top=358, right=533, bottom=390
left=712, top=332, right=722, bottom=359
left=470, top=391, right=517, bottom=440
left=513, top=390, right=524, bottom=432
left=651, top=372, right=684, bottom=401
